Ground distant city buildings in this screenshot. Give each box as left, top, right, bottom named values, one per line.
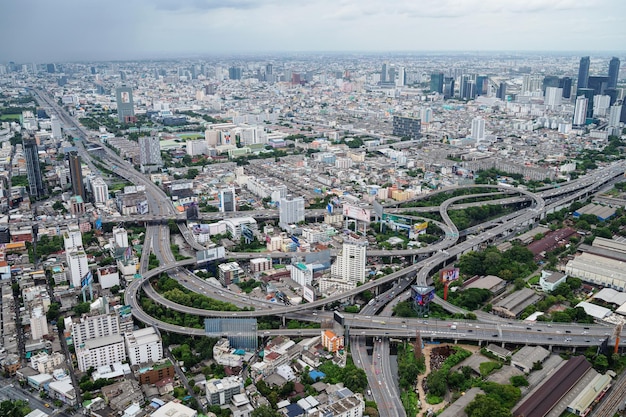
left=392, top=116, right=421, bottom=139
left=115, top=86, right=135, bottom=123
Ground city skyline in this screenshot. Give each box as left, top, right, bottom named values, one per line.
left=1, top=0, right=625, bottom=62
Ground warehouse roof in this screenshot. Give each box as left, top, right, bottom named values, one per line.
left=575, top=301, right=612, bottom=319
left=592, top=288, right=626, bottom=306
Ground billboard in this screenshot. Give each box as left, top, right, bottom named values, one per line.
left=441, top=268, right=460, bottom=282
left=303, top=285, right=316, bottom=303
left=136, top=200, right=149, bottom=214
left=81, top=271, right=93, bottom=288
left=372, top=200, right=384, bottom=218
left=342, top=204, right=371, bottom=223
left=197, top=246, right=226, bottom=263
left=411, top=286, right=435, bottom=305
left=413, top=222, right=428, bottom=233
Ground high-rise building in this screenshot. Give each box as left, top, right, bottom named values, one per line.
left=138, top=136, right=163, bottom=168
left=76, top=335, right=126, bottom=372
left=331, top=241, right=367, bottom=284
left=115, top=87, right=135, bottom=123
left=219, top=188, right=236, bottom=213
left=279, top=196, right=305, bottom=227
left=593, top=95, right=611, bottom=117
left=573, top=96, right=588, bottom=126
left=577, top=56, right=590, bottom=89
left=30, top=306, right=49, bottom=340
left=67, top=248, right=88, bottom=288
left=396, top=66, right=406, bottom=87
left=587, top=76, right=609, bottom=96
left=113, top=227, right=129, bottom=249
left=228, top=67, right=242, bottom=80
left=51, top=116, right=62, bottom=139
left=46, top=63, right=55, bottom=73
left=544, top=87, right=563, bottom=109
left=470, top=117, right=485, bottom=142
left=577, top=88, right=595, bottom=118
left=23, top=138, right=45, bottom=198
left=475, top=75, right=488, bottom=96
left=91, top=177, right=109, bottom=204
left=608, top=57, right=620, bottom=89
left=71, top=313, right=121, bottom=346
left=443, top=77, right=455, bottom=99
left=125, top=327, right=163, bottom=366
left=63, top=225, right=83, bottom=252
left=380, top=63, right=388, bottom=83
left=559, top=77, right=573, bottom=98
left=542, top=76, right=560, bottom=93
left=522, top=74, right=542, bottom=95
left=608, top=104, right=622, bottom=127
left=430, top=73, right=444, bottom=94
left=68, top=152, right=85, bottom=199
left=392, top=116, right=421, bottom=139
left=496, top=82, right=507, bottom=100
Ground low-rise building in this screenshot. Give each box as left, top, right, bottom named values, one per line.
left=76, top=334, right=126, bottom=372
left=151, top=401, right=198, bottom=417
left=125, top=327, right=163, bottom=366
left=539, top=271, right=567, bottom=292
left=206, top=376, right=244, bottom=406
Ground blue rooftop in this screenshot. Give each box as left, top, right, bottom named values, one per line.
left=309, top=370, right=326, bottom=381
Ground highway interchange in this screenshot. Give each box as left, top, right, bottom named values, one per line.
left=34, top=88, right=626, bottom=416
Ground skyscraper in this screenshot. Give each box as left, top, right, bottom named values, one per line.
left=279, top=196, right=305, bottom=227
left=115, top=86, right=135, bottom=123
left=430, top=73, right=444, bottom=94
left=577, top=56, right=590, bottom=89
left=475, top=75, right=488, bottom=96
left=381, top=63, right=388, bottom=83
left=331, top=241, right=367, bottom=284
left=138, top=136, right=163, bottom=169
left=443, top=77, right=455, bottom=99
left=68, top=152, right=85, bottom=199
left=23, top=138, right=45, bottom=198
left=91, top=177, right=109, bottom=204
left=544, top=87, right=563, bottom=109
left=496, top=82, right=507, bottom=100
left=219, top=188, right=236, bottom=213
left=577, top=88, right=595, bottom=118
left=559, top=77, right=572, bottom=99
left=573, top=96, right=588, bottom=126
left=608, top=57, right=620, bottom=89
left=51, top=116, right=62, bottom=139
left=470, top=117, right=485, bottom=142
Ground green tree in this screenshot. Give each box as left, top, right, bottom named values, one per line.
left=465, top=395, right=512, bottom=417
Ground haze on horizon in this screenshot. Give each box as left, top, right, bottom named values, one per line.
left=1, top=0, right=625, bottom=63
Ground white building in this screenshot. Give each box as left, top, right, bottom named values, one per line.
left=186, top=139, right=208, bottom=156
left=220, top=188, right=236, bottom=212
left=573, top=96, right=588, bottom=126
left=124, top=327, right=163, bottom=366
left=30, top=306, right=49, bottom=340
left=279, top=196, right=305, bottom=227
left=470, top=117, right=485, bottom=142
left=76, top=334, right=126, bottom=372
left=331, top=241, right=367, bottom=284
left=289, top=262, right=313, bottom=287
left=593, top=95, right=611, bottom=117
left=97, top=266, right=120, bottom=289
left=91, top=177, right=109, bottom=204
left=223, top=217, right=258, bottom=240
left=316, top=392, right=365, bottom=417
left=30, top=352, right=65, bottom=374
left=608, top=104, right=622, bottom=127
left=152, top=401, right=197, bottom=417
left=544, top=87, right=563, bottom=109
left=51, top=116, right=62, bottom=139
left=66, top=248, right=88, bottom=288
left=206, top=376, right=243, bottom=406
left=539, top=271, right=567, bottom=292
left=113, top=227, right=129, bottom=248
left=71, top=313, right=121, bottom=346
left=63, top=225, right=83, bottom=252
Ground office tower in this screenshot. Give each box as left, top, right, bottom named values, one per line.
left=421, top=108, right=433, bottom=123
left=496, top=82, right=507, bottom=100
left=68, top=152, right=85, bottom=199
left=470, top=117, right=485, bottom=142
left=138, top=136, right=163, bottom=167
left=608, top=57, right=620, bottom=89
left=545, top=87, right=563, bottom=109
left=577, top=56, right=590, bottom=89
left=475, top=75, right=488, bottom=96
left=587, top=76, right=609, bottom=95
left=331, top=241, right=367, bottom=284
left=593, top=95, right=611, bottom=117
left=265, top=63, right=273, bottom=75
left=387, top=66, right=396, bottom=84
left=577, top=88, right=595, bottom=118
left=67, top=248, right=88, bottom=288
left=115, top=86, right=135, bottom=123
left=51, top=116, right=62, bottom=139
left=90, top=66, right=97, bottom=75
left=573, top=96, right=588, bottom=126
left=392, top=116, right=421, bottom=139
left=63, top=225, right=83, bottom=252
left=522, top=74, right=542, bottom=95
left=608, top=104, right=622, bottom=127
left=443, top=77, right=455, bottom=99
left=604, top=88, right=618, bottom=106
left=219, top=188, right=236, bottom=213
left=459, top=74, right=471, bottom=99
left=542, top=76, right=560, bottom=93
left=559, top=77, right=572, bottom=98
left=23, top=138, right=45, bottom=198
left=228, top=67, right=242, bottom=80
left=279, top=196, right=305, bottom=227
left=430, top=73, right=444, bottom=94
left=396, top=66, right=406, bottom=86
left=46, top=63, right=55, bottom=73
left=381, top=63, right=388, bottom=83
left=91, top=177, right=109, bottom=204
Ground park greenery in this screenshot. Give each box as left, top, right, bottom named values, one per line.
left=318, top=358, right=368, bottom=393
left=154, top=274, right=247, bottom=312
left=458, top=245, right=536, bottom=282
left=0, top=400, right=31, bottom=417
left=397, top=343, right=426, bottom=416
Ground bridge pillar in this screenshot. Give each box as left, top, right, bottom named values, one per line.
left=548, top=345, right=552, bottom=351
left=282, top=315, right=286, bottom=327
left=501, top=342, right=505, bottom=348
left=454, top=339, right=458, bottom=345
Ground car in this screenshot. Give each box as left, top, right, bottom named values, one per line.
left=565, top=330, right=571, bottom=334
left=44, top=404, right=50, bottom=408
left=492, top=334, right=499, bottom=337
left=312, top=312, right=317, bottom=316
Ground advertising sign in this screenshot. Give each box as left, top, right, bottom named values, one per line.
left=197, top=246, right=226, bottom=263
left=441, top=268, right=460, bottom=282
left=342, top=204, right=371, bottom=223
left=303, top=285, right=316, bottom=303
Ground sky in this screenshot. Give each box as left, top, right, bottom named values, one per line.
left=1, top=0, right=625, bottom=62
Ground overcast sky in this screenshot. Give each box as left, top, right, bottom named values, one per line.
left=1, top=0, right=625, bottom=62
